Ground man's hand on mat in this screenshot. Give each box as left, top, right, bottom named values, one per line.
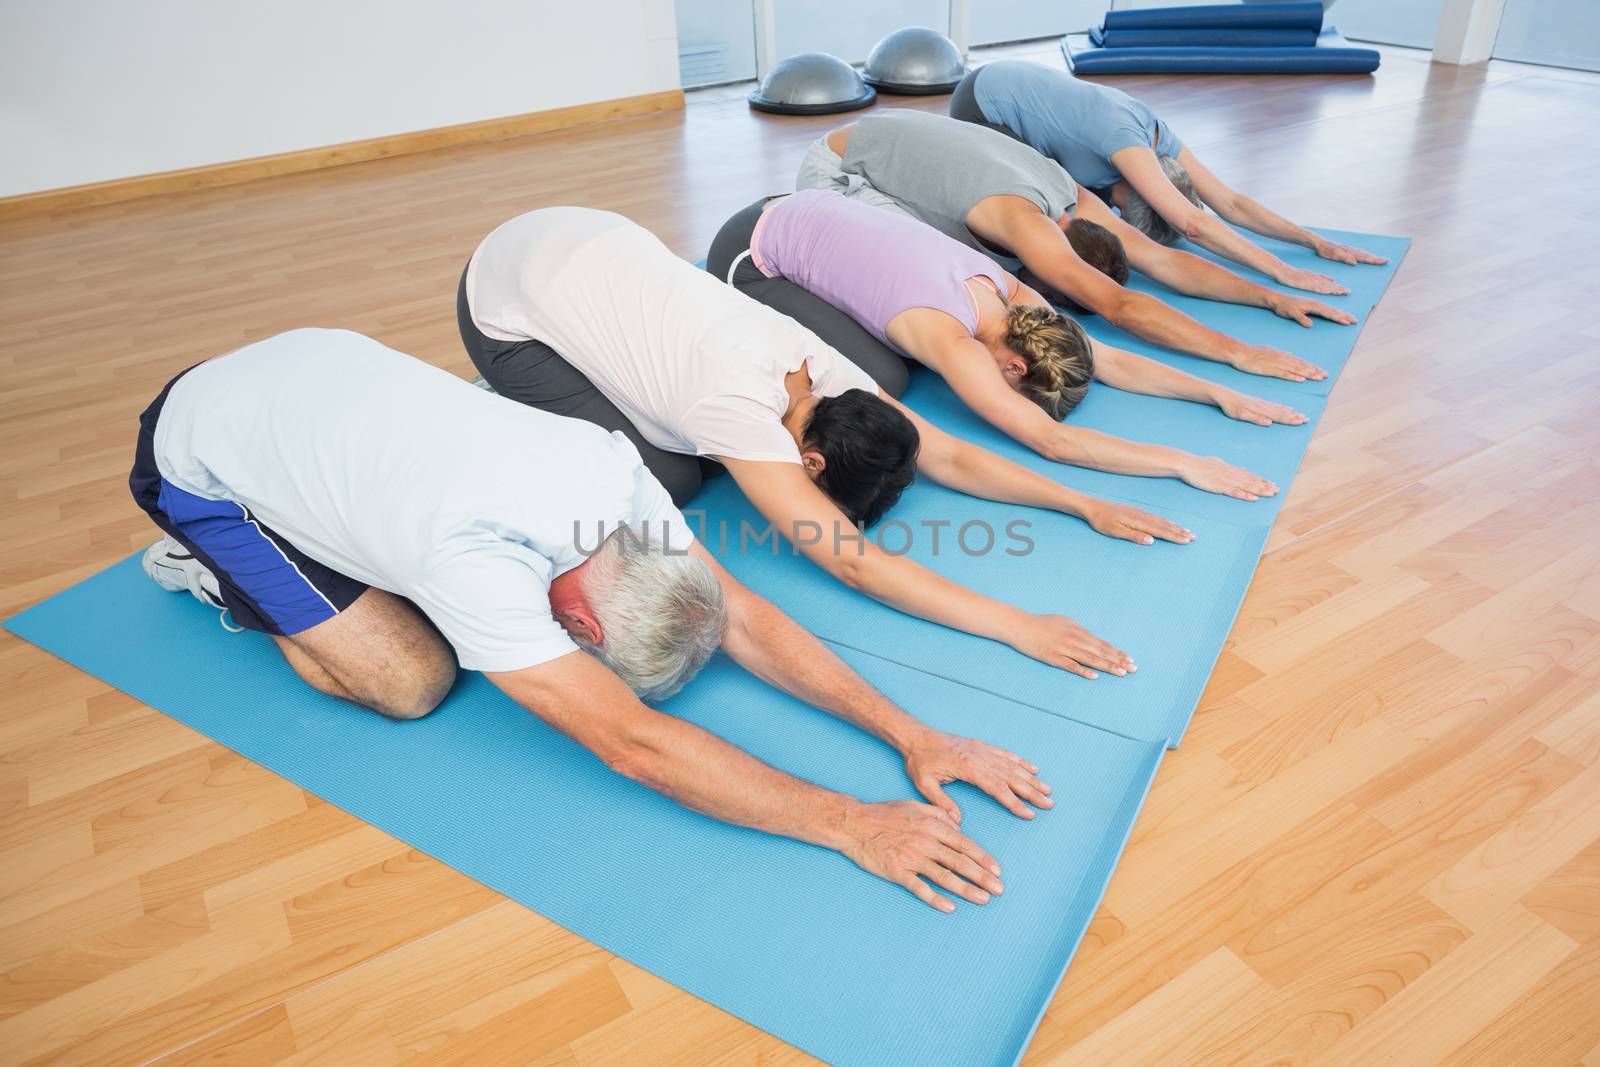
left=1275, top=265, right=1349, bottom=297
left=1313, top=238, right=1388, bottom=267
left=904, top=730, right=1053, bottom=823
left=1230, top=344, right=1328, bottom=384
left=1010, top=613, right=1135, bottom=680
left=1268, top=292, right=1357, bottom=327
left=1083, top=500, right=1194, bottom=546
left=1180, top=456, right=1279, bottom=502
left=1216, top=391, right=1308, bottom=427
left=839, top=800, right=1004, bottom=913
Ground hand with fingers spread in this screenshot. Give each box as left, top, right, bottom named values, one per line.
left=1313, top=237, right=1387, bottom=267
left=903, top=730, right=1053, bottom=823
left=1275, top=265, right=1348, bottom=296
left=1008, top=612, right=1134, bottom=680
left=1180, top=455, right=1278, bottom=501
left=838, top=800, right=1005, bottom=913
left=1216, top=390, right=1308, bottom=427
left=1082, top=499, right=1194, bottom=546
left=1230, top=344, right=1328, bottom=383
left=1268, top=292, right=1357, bottom=327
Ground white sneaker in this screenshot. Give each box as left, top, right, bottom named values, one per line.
left=141, top=537, right=243, bottom=631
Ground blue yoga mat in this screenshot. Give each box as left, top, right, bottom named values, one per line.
left=4, top=557, right=1163, bottom=1067
left=1102, top=1, right=1326, bottom=32
left=1065, top=27, right=1381, bottom=75
left=1090, top=27, right=1319, bottom=49
left=899, top=370, right=1327, bottom=527
left=1102, top=227, right=1412, bottom=398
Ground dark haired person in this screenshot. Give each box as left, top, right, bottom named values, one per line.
left=798, top=108, right=1352, bottom=384
left=461, top=206, right=1189, bottom=679
left=709, top=189, right=1305, bottom=502
left=950, top=61, right=1387, bottom=288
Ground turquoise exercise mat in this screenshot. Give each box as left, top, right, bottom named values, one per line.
left=693, top=473, right=1267, bottom=746
left=895, top=231, right=1407, bottom=527
left=4, top=555, right=1164, bottom=1067
left=1090, top=228, right=1411, bottom=398
left=899, top=370, right=1326, bottom=527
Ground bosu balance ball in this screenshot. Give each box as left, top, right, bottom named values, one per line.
left=862, top=27, right=966, bottom=95
left=749, top=52, right=876, bottom=115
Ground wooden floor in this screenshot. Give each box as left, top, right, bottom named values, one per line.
left=3, top=38, right=1599, bottom=1067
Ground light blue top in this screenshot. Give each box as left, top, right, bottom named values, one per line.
left=973, top=60, right=1183, bottom=192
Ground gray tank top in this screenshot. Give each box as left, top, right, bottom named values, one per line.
left=840, top=109, right=1078, bottom=253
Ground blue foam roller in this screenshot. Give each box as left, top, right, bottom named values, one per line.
left=1102, top=1, right=1326, bottom=32
left=1090, top=26, right=1319, bottom=48
left=1065, top=28, right=1381, bottom=75
left=4, top=556, right=1164, bottom=1067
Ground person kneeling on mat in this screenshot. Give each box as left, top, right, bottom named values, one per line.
left=950, top=61, right=1387, bottom=288
left=132, top=328, right=1050, bottom=913
left=709, top=189, right=1306, bottom=502
left=461, top=207, right=1187, bottom=680
left=798, top=108, right=1351, bottom=384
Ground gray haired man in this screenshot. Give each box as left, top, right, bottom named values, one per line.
left=132, top=329, right=1052, bottom=913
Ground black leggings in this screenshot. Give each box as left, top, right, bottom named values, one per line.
left=705, top=197, right=914, bottom=400
left=455, top=265, right=710, bottom=506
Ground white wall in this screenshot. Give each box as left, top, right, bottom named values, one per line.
left=973, top=0, right=1106, bottom=44
left=0, top=0, right=680, bottom=198
left=675, top=0, right=757, bottom=86
left=774, top=1, right=947, bottom=65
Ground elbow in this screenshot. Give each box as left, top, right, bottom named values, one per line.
left=1036, top=425, right=1075, bottom=463
left=1025, top=424, right=1070, bottom=462
left=601, top=740, right=657, bottom=787
left=833, top=553, right=871, bottom=592
left=594, top=721, right=660, bottom=783
left=1182, top=213, right=1209, bottom=244
left=1104, top=291, right=1142, bottom=329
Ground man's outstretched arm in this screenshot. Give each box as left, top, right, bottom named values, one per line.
left=488, top=651, right=1004, bottom=911
left=1110, top=146, right=1350, bottom=295
left=1074, top=188, right=1358, bottom=318
left=688, top=542, right=1053, bottom=822
left=1177, top=147, right=1389, bottom=268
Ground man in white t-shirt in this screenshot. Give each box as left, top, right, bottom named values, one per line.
left=459, top=206, right=1192, bottom=682
left=131, top=329, right=1052, bottom=913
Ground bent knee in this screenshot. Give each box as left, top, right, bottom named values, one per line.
left=369, top=661, right=456, bottom=721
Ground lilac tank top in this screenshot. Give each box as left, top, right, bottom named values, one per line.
left=751, top=189, right=1010, bottom=351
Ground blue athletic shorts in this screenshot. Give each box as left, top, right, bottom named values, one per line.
left=128, top=367, right=368, bottom=636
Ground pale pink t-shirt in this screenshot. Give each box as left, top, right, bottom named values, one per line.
left=467, top=207, right=881, bottom=465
